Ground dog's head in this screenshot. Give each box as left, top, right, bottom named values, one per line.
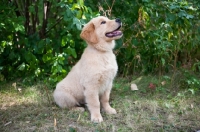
left=80, top=16, right=123, bottom=44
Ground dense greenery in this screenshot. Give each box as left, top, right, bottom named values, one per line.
left=0, top=0, right=200, bottom=89
left=91, top=0, right=200, bottom=75
left=0, top=0, right=95, bottom=82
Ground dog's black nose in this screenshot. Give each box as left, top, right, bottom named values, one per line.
left=115, top=18, right=121, bottom=23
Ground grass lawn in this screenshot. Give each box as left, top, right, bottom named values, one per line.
left=1, top=74, right=200, bottom=132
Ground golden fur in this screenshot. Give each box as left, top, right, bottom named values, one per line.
left=53, top=16, right=123, bottom=123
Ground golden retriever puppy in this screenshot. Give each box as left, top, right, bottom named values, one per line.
left=53, top=16, right=123, bottom=123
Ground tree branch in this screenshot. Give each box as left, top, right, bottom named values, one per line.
left=39, top=1, right=51, bottom=39
left=45, top=17, right=63, bottom=35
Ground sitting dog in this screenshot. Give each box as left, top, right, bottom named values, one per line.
left=53, top=16, right=123, bottom=123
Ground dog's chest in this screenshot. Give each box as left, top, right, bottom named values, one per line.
left=80, top=51, right=118, bottom=93
left=102, top=54, right=117, bottom=76
left=98, top=53, right=118, bottom=85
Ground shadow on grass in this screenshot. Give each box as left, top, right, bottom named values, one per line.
left=0, top=102, right=56, bottom=132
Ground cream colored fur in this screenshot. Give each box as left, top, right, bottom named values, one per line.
left=53, top=16, right=123, bottom=123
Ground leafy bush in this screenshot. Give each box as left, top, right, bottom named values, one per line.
left=181, top=70, right=200, bottom=92
left=0, top=0, right=96, bottom=82
left=92, top=0, right=200, bottom=75
left=0, top=0, right=199, bottom=86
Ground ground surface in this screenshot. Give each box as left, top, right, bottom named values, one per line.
left=1, top=75, right=200, bottom=132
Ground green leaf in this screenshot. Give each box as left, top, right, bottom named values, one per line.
left=18, top=63, right=26, bottom=71
left=61, top=37, right=67, bottom=47
left=66, top=47, right=77, bottom=58
left=188, top=89, right=195, bottom=94
left=186, top=14, right=194, bottom=19
left=76, top=10, right=82, bottom=19
left=78, top=0, right=84, bottom=6
left=142, top=0, right=150, bottom=2
left=72, top=3, right=80, bottom=9
left=15, top=24, right=24, bottom=32
left=161, top=58, right=165, bottom=66
left=36, top=40, right=45, bottom=54
left=8, top=51, right=16, bottom=60
left=29, top=5, right=35, bottom=14
left=35, top=68, right=41, bottom=77
left=24, top=51, right=37, bottom=63
left=51, top=63, right=63, bottom=74
left=42, top=53, right=53, bottom=63
left=73, top=17, right=82, bottom=30
left=169, top=5, right=179, bottom=10
left=64, top=9, right=73, bottom=21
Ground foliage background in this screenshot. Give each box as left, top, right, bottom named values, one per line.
left=0, top=0, right=200, bottom=88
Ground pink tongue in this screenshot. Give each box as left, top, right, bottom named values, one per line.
left=106, top=30, right=122, bottom=37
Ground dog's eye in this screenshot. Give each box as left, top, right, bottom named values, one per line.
left=101, top=21, right=106, bottom=24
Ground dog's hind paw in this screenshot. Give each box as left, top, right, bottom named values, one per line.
left=71, top=107, right=85, bottom=112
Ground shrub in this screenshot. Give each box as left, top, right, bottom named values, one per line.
left=0, top=0, right=199, bottom=85
left=0, top=0, right=96, bottom=82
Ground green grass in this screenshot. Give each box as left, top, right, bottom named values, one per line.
left=0, top=74, right=200, bottom=132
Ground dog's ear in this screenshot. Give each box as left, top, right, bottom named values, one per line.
left=80, top=22, right=98, bottom=44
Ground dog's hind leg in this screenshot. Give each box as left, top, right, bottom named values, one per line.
left=53, top=89, right=78, bottom=108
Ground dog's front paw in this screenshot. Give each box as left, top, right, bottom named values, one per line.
left=104, top=107, right=117, bottom=114
left=91, top=114, right=103, bottom=123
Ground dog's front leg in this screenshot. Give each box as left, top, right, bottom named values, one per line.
left=100, top=89, right=117, bottom=114
left=84, top=90, right=103, bottom=123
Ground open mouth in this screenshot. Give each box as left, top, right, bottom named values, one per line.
left=105, top=25, right=123, bottom=38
